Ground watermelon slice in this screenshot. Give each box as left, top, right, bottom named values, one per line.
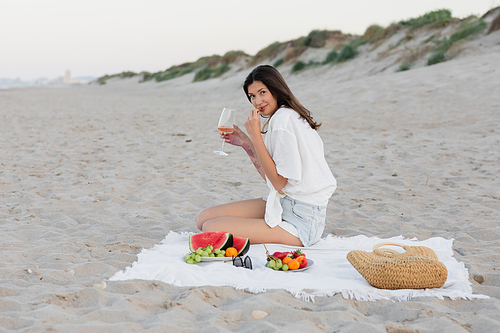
left=232, top=236, right=250, bottom=256
left=189, top=232, right=233, bottom=252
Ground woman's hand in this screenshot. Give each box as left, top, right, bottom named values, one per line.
left=244, top=108, right=262, bottom=141
left=220, top=124, right=249, bottom=147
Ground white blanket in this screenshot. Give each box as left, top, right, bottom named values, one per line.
left=110, top=232, right=488, bottom=302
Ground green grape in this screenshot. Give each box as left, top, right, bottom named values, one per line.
left=186, top=259, right=196, bottom=264
left=273, top=266, right=280, bottom=270
left=220, top=250, right=225, bottom=256
left=205, top=247, right=212, bottom=254
left=217, top=254, right=225, bottom=257
left=201, top=251, right=209, bottom=257
left=209, top=253, right=215, bottom=257
left=275, top=260, right=283, bottom=269
left=195, top=254, right=201, bottom=262
left=207, top=244, right=213, bottom=251
left=184, top=254, right=191, bottom=261
left=214, top=248, right=221, bottom=255
left=196, top=248, right=203, bottom=255
left=282, top=264, right=289, bottom=271
left=268, top=260, right=276, bottom=268
left=190, top=253, right=196, bottom=260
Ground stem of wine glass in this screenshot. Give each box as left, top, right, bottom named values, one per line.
left=220, top=139, right=225, bottom=152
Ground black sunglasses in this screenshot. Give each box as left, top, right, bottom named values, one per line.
left=232, top=256, right=252, bottom=270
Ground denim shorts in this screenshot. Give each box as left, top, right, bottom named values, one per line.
left=264, top=195, right=327, bottom=247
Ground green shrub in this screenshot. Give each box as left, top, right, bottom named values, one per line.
left=323, top=49, right=338, bottom=64
left=156, top=71, right=179, bottom=82
left=427, top=52, right=446, bottom=65
left=213, top=63, right=230, bottom=77
left=140, top=71, right=153, bottom=81
left=337, top=44, right=357, bottom=62
left=291, top=61, right=306, bottom=73
left=399, top=9, right=453, bottom=30
left=97, top=77, right=108, bottom=85
left=193, top=67, right=214, bottom=82
left=273, top=58, right=284, bottom=67
left=363, top=25, right=385, bottom=42
left=178, top=66, right=195, bottom=76
left=397, top=64, right=412, bottom=72
left=222, top=50, right=249, bottom=64
left=349, top=38, right=368, bottom=49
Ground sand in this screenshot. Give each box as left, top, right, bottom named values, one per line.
left=1, top=32, right=500, bottom=332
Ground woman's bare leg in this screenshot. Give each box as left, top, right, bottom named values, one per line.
left=195, top=198, right=266, bottom=229
left=195, top=198, right=302, bottom=246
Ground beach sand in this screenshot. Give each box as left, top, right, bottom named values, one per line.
left=1, top=35, right=500, bottom=331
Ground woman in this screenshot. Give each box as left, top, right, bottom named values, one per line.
left=196, top=65, right=336, bottom=246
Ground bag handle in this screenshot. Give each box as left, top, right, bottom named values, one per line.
left=373, top=242, right=411, bottom=256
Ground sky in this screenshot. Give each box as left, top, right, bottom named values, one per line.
left=1, top=0, right=498, bottom=81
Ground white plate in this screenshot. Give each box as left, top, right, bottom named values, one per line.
left=284, top=259, right=314, bottom=272
left=199, top=256, right=233, bottom=262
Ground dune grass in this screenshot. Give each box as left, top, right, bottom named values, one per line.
left=303, top=30, right=342, bottom=48
left=291, top=60, right=322, bottom=73
left=221, top=50, right=249, bottom=64
left=193, top=63, right=231, bottom=82
left=273, top=58, right=284, bottom=67
left=291, top=61, right=306, bottom=73
left=336, top=44, right=358, bottom=62
left=97, top=71, right=138, bottom=85
left=322, top=49, right=338, bottom=64
left=97, top=9, right=488, bottom=83
left=363, top=25, right=385, bottom=43
left=427, top=18, right=487, bottom=66
left=146, top=63, right=197, bottom=83
left=138, top=53, right=242, bottom=83
left=396, top=64, right=412, bottom=72
left=399, top=9, right=454, bottom=30
left=322, top=41, right=360, bottom=66
left=251, top=41, right=287, bottom=65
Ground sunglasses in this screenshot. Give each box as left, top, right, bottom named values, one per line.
left=232, top=255, right=252, bottom=270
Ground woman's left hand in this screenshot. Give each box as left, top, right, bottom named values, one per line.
left=244, top=108, right=262, bottom=141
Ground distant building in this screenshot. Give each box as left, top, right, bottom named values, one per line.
left=63, top=70, right=71, bottom=83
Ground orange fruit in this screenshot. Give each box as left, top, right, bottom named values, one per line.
left=225, top=247, right=238, bottom=257
left=288, top=259, right=300, bottom=270
left=282, top=257, right=292, bottom=265
left=296, top=256, right=304, bottom=264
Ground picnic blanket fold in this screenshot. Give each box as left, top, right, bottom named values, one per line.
left=109, top=231, right=488, bottom=302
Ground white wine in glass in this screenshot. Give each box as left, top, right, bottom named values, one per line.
left=214, top=108, right=236, bottom=156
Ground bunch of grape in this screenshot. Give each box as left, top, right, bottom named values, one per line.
left=184, top=245, right=226, bottom=264
left=267, top=258, right=289, bottom=271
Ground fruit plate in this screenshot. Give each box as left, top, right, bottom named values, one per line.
left=199, top=256, right=233, bottom=262
left=285, top=259, right=314, bottom=272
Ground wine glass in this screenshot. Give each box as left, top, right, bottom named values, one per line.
left=214, top=108, right=236, bottom=156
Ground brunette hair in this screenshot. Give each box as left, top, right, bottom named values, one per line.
left=243, top=65, right=321, bottom=132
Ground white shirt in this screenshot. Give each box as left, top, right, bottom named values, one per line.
left=263, top=108, right=337, bottom=227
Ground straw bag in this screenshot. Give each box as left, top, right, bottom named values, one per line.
left=346, top=242, right=448, bottom=290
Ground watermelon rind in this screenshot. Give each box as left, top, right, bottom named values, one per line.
left=232, top=236, right=250, bottom=257
left=189, top=232, right=233, bottom=253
